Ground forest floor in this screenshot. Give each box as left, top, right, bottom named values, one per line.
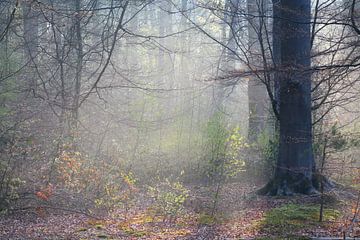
left=0, top=182, right=358, bottom=240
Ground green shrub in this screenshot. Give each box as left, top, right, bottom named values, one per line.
left=148, top=178, right=189, bottom=222
left=201, top=112, right=247, bottom=183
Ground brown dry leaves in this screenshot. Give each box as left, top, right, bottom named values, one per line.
left=0, top=183, right=358, bottom=239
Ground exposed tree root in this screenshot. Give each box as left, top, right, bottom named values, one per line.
left=257, top=173, right=334, bottom=196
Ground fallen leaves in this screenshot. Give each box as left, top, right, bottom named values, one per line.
left=0, top=182, right=358, bottom=239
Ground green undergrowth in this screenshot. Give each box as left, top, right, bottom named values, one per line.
left=198, top=212, right=219, bottom=225
left=196, top=210, right=229, bottom=226
left=256, top=203, right=340, bottom=238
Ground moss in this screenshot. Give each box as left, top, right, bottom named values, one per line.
left=95, top=224, right=103, bottom=230
left=96, top=234, right=108, bottom=239
left=198, top=213, right=219, bottom=225
left=257, top=203, right=340, bottom=237
left=123, top=228, right=147, bottom=237
left=77, top=227, right=88, bottom=232
left=198, top=213, right=216, bottom=225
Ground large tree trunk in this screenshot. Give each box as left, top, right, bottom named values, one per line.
left=259, top=0, right=318, bottom=195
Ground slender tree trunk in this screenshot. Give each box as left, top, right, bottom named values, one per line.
left=72, top=0, right=83, bottom=129
left=22, top=0, right=39, bottom=93
left=180, top=0, right=188, bottom=80
left=0, top=4, right=11, bottom=80
left=212, top=0, right=239, bottom=115
left=247, top=0, right=269, bottom=141
left=225, top=0, right=238, bottom=70
left=158, top=0, right=167, bottom=76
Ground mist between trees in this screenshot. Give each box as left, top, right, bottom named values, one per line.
left=0, top=0, right=360, bottom=239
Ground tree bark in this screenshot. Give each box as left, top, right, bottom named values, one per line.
left=272, top=0, right=281, bottom=129
left=72, top=0, right=83, bottom=129
left=259, top=0, right=318, bottom=195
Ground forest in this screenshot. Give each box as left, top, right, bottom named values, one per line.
left=0, top=0, right=360, bottom=239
